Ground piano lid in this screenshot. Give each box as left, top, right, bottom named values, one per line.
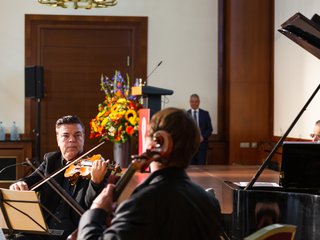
left=279, top=12, right=320, bottom=59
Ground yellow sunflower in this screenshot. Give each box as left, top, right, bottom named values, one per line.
left=117, top=98, right=127, bottom=104
left=111, top=103, right=120, bottom=112
left=125, top=109, right=137, bottom=125
left=109, top=112, right=118, bottom=121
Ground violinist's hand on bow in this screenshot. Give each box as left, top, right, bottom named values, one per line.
left=90, top=159, right=109, bottom=184
left=9, top=181, right=29, bottom=191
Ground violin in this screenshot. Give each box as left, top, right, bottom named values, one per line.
left=31, top=140, right=107, bottom=191
left=64, top=154, right=120, bottom=185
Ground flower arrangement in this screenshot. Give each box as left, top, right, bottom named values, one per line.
left=90, top=70, right=142, bottom=143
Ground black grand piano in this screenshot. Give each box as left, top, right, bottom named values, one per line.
left=222, top=143, right=320, bottom=239
left=221, top=13, right=320, bottom=240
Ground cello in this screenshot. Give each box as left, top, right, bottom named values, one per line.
left=67, top=130, right=173, bottom=240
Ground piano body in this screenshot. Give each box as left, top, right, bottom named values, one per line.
left=220, top=13, right=320, bottom=240
left=188, top=162, right=320, bottom=240
left=222, top=183, right=320, bottom=240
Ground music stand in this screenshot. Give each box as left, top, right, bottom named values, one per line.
left=0, top=188, right=48, bottom=239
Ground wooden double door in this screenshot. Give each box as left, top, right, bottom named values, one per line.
left=25, top=15, right=147, bottom=161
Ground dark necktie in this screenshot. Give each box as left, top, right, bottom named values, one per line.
left=193, top=111, right=198, bottom=125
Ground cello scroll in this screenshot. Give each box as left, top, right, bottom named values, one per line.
left=113, top=130, right=173, bottom=201
left=131, top=130, right=173, bottom=170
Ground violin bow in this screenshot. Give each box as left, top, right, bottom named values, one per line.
left=26, top=158, right=85, bottom=216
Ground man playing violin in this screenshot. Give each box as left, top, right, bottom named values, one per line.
left=77, top=108, right=223, bottom=240
left=10, top=115, right=109, bottom=240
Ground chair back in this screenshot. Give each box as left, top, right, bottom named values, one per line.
left=244, top=223, right=297, bottom=240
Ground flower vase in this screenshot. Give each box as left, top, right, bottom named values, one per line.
left=113, top=141, right=131, bottom=168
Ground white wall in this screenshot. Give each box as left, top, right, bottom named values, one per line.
left=275, top=1, right=320, bottom=139
left=0, top=0, right=218, bottom=135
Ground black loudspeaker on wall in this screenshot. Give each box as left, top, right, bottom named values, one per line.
left=25, top=66, right=44, bottom=98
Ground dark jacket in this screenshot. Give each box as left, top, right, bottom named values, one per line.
left=187, top=108, right=213, bottom=142
left=78, top=167, right=222, bottom=240
left=188, top=108, right=213, bottom=165
left=21, top=151, right=106, bottom=237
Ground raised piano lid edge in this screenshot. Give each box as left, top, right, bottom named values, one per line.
left=278, top=28, right=320, bottom=60
left=281, top=12, right=320, bottom=32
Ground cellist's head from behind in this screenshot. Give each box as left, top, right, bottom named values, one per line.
left=56, top=115, right=85, bottom=161
left=148, top=107, right=200, bottom=170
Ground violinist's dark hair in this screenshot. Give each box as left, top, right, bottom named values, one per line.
left=56, top=115, right=85, bottom=132
left=148, top=107, right=200, bottom=168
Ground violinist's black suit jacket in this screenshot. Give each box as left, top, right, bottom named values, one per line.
left=20, top=151, right=106, bottom=239
left=187, top=108, right=213, bottom=165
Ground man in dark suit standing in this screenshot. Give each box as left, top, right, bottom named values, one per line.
left=188, top=94, right=213, bottom=165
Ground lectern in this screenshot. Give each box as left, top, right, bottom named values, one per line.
left=132, top=85, right=173, bottom=117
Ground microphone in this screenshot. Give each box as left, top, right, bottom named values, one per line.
left=145, top=61, right=163, bottom=82
left=0, top=161, right=30, bottom=175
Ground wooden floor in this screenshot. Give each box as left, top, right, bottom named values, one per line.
left=119, top=164, right=280, bottom=214
left=186, top=165, right=279, bottom=213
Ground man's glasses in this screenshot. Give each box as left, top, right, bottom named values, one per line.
left=310, top=133, right=320, bottom=138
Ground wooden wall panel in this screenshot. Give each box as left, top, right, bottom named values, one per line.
left=25, top=15, right=147, bottom=161
left=224, top=0, right=274, bottom=164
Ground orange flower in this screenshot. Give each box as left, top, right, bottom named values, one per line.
left=126, top=126, right=135, bottom=135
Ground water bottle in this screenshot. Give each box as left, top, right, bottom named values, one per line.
left=0, top=121, right=5, bottom=141
left=10, top=121, right=19, bottom=141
